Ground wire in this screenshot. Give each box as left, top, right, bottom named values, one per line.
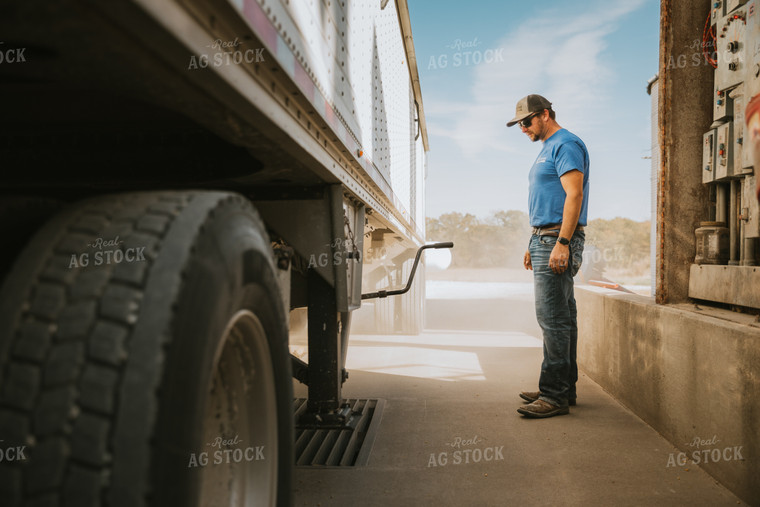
left=702, top=9, right=718, bottom=69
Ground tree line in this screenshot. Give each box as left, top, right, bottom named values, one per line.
left=426, top=211, right=650, bottom=272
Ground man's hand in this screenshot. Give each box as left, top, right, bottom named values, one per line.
left=524, top=250, right=532, bottom=270
left=549, top=242, right=570, bottom=274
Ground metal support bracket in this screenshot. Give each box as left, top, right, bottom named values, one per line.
left=298, top=402, right=361, bottom=429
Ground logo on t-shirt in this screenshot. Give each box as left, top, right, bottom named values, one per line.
left=536, top=157, right=547, bottom=164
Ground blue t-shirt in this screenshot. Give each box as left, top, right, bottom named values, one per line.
left=528, top=128, right=590, bottom=227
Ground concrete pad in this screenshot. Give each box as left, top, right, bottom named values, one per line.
left=577, top=287, right=760, bottom=504
left=293, top=330, right=747, bottom=506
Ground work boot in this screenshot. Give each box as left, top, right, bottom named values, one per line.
left=520, top=391, right=576, bottom=406
left=517, top=399, right=569, bottom=418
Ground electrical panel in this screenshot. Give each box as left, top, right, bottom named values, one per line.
left=700, top=0, right=760, bottom=266
left=716, top=8, right=748, bottom=90
left=704, top=130, right=717, bottom=183
left=715, top=122, right=735, bottom=179
left=744, top=174, right=760, bottom=237
left=748, top=0, right=760, bottom=97
left=730, top=85, right=755, bottom=171
left=713, top=0, right=726, bottom=26
left=714, top=83, right=730, bottom=120
left=727, top=0, right=749, bottom=14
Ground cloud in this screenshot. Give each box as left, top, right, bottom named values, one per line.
left=428, top=0, right=648, bottom=158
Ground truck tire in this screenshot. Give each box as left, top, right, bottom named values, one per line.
left=0, top=196, right=62, bottom=285
left=0, top=191, right=293, bottom=507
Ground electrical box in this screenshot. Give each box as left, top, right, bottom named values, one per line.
left=714, top=83, right=730, bottom=121
left=729, top=85, right=752, bottom=173
left=713, top=0, right=726, bottom=26
left=727, top=0, right=749, bottom=14
left=695, top=1, right=760, bottom=286
left=746, top=0, right=760, bottom=97
left=716, top=9, right=749, bottom=90
left=715, top=122, right=735, bottom=180
left=743, top=173, right=760, bottom=237
left=704, top=129, right=718, bottom=183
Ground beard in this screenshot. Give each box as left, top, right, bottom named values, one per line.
left=526, top=117, right=545, bottom=142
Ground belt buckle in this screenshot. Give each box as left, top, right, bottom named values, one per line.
left=539, top=225, right=560, bottom=237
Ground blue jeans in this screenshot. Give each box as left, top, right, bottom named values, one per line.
left=529, top=230, right=585, bottom=408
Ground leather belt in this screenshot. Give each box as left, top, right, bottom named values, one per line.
left=531, top=224, right=584, bottom=237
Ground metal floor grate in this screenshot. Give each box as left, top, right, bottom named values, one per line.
left=294, top=398, right=385, bottom=467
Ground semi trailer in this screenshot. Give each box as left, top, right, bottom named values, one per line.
left=0, top=0, right=438, bottom=505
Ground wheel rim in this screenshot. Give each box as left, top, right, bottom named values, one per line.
left=198, top=310, right=279, bottom=507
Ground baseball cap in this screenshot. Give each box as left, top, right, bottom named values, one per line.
left=506, top=94, right=553, bottom=127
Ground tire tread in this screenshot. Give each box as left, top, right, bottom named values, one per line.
left=0, top=192, right=192, bottom=506
left=0, top=191, right=292, bottom=506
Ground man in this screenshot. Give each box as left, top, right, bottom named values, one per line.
left=506, top=94, right=590, bottom=418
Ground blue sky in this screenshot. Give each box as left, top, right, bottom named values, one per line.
left=408, top=0, right=660, bottom=222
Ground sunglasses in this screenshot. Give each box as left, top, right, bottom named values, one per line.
left=519, top=112, right=540, bottom=128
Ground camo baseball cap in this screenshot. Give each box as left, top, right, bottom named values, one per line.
left=506, top=94, right=553, bottom=127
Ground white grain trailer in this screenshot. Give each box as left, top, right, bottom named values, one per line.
left=0, top=0, right=442, bottom=505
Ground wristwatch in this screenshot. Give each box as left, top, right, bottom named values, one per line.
left=558, top=236, right=570, bottom=246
